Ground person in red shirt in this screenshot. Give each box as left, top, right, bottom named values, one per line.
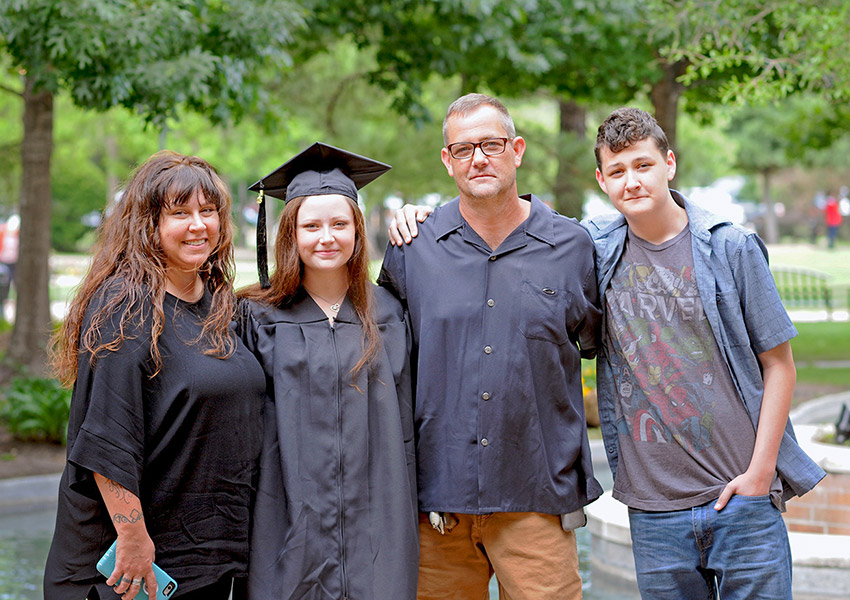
left=825, top=194, right=842, bottom=249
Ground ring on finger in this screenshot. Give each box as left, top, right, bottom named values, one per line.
left=132, top=578, right=143, bottom=585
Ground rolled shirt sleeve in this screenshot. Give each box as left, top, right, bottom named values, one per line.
left=67, top=326, right=150, bottom=500
left=732, top=232, right=797, bottom=354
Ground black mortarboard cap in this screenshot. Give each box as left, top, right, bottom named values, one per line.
left=249, top=142, right=391, bottom=287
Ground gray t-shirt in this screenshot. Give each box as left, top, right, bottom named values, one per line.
left=604, top=226, right=780, bottom=510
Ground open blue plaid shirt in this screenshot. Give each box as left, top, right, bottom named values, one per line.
left=582, top=191, right=826, bottom=504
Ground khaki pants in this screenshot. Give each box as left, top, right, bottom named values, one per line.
left=417, top=511, right=581, bottom=600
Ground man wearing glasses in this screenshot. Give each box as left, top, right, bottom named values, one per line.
left=379, top=93, right=601, bottom=599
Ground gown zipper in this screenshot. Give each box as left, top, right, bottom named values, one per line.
left=330, top=322, right=349, bottom=600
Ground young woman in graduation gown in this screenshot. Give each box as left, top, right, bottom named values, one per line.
left=237, top=143, right=418, bottom=600
left=44, top=152, right=266, bottom=600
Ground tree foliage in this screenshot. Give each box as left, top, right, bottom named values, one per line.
left=303, top=0, right=656, bottom=119
left=654, top=0, right=850, bottom=103
left=1, top=0, right=302, bottom=124
left=726, top=94, right=850, bottom=242
left=0, top=69, right=20, bottom=213
left=298, top=0, right=775, bottom=215
left=729, top=95, right=850, bottom=175
left=0, top=0, right=303, bottom=373
left=297, top=0, right=663, bottom=216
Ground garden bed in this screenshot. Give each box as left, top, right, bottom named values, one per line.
left=0, top=423, right=65, bottom=480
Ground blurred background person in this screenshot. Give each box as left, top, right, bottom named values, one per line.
left=825, top=191, right=842, bottom=249
left=0, top=214, right=19, bottom=316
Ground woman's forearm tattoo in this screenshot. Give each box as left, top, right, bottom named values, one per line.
left=113, top=509, right=144, bottom=525
left=107, top=479, right=132, bottom=504
left=104, top=479, right=143, bottom=525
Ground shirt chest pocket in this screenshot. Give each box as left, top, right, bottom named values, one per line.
left=520, top=280, right=571, bottom=345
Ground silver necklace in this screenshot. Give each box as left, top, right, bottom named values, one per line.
left=305, top=287, right=346, bottom=312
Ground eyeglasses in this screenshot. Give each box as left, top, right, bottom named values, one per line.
left=446, top=137, right=512, bottom=160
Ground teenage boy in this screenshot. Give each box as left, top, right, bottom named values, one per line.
left=585, top=107, right=825, bottom=599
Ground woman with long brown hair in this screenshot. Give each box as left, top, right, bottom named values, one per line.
left=238, top=143, right=418, bottom=599
left=44, top=151, right=265, bottom=600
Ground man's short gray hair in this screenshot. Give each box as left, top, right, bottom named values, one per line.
left=442, top=93, right=517, bottom=145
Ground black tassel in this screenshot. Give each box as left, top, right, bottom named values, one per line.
left=256, top=188, right=271, bottom=288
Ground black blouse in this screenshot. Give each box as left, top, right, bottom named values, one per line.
left=44, top=287, right=265, bottom=599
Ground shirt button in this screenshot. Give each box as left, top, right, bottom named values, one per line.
left=484, top=345, right=492, bottom=354
left=487, top=299, right=495, bottom=307
left=481, top=438, right=489, bottom=447
left=482, top=391, right=491, bottom=400
left=489, top=255, right=496, bottom=261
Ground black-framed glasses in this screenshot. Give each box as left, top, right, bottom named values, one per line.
left=446, top=137, right=511, bottom=160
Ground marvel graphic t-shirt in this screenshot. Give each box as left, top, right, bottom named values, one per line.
left=605, top=226, right=780, bottom=510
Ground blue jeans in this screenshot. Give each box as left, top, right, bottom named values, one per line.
left=628, top=495, right=792, bottom=599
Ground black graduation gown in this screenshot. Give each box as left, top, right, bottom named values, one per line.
left=240, top=284, right=418, bottom=600
left=43, top=289, right=265, bottom=599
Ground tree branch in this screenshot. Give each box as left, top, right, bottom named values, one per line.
left=325, top=71, right=369, bottom=135
left=0, top=82, right=24, bottom=97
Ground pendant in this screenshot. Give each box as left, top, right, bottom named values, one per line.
left=330, top=303, right=340, bottom=312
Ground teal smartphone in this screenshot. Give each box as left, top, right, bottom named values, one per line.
left=96, top=540, right=178, bottom=600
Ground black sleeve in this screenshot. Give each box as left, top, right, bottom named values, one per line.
left=575, top=233, right=602, bottom=360
left=375, top=286, right=418, bottom=516
left=235, top=297, right=260, bottom=356
left=66, top=301, right=152, bottom=500
left=377, top=242, right=407, bottom=306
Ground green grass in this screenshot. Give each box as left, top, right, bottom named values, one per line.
left=768, top=244, right=850, bottom=287
left=791, top=321, right=850, bottom=362
left=768, top=245, right=850, bottom=309
left=587, top=426, right=603, bottom=439
left=796, top=366, right=850, bottom=386
left=369, top=259, right=383, bottom=282
left=790, top=321, right=849, bottom=401
left=234, top=264, right=262, bottom=290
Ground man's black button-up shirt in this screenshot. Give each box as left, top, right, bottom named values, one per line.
left=378, top=194, right=603, bottom=514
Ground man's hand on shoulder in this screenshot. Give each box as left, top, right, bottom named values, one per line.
left=388, top=204, right=434, bottom=246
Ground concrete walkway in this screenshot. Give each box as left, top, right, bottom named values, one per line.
left=0, top=472, right=60, bottom=515
left=798, top=360, right=850, bottom=369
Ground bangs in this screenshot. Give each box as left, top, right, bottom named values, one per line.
left=160, top=164, right=228, bottom=210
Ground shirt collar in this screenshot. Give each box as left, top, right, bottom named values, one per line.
left=587, top=189, right=728, bottom=241
left=257, top=289, right=360, bottom=324
left=432, top=193, right=555, bottom=247
left=432, top=198, right=464, bottom=240
left=678, top=190, right=732, bottom=243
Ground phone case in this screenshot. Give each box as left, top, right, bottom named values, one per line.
left=96, top=540, right=178, bottom=600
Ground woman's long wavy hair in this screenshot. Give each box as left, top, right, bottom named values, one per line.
left=51, top=151, right=236, bottom=386
left=239, top=195, right=381, bottom=381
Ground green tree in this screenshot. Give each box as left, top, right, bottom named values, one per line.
left=654, top=0, right=850, bottom=103
left=303, top=0, right=660, bottom=217
left=300, top=0, right=760, bottom=217
left=728, top=95, right=850, bottom=243
left=0, top=66, right=21, bottom=214
left=0, top=0, right=301, bottom=372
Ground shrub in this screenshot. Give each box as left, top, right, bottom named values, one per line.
left=1, top=376, right=71, bottom=444
left=581, top=359, right=596, bottom=394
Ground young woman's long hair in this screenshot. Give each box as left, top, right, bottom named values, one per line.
left=51, top=151, right=236, bottom=386
left=239, top=195, right=381, bottom=380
